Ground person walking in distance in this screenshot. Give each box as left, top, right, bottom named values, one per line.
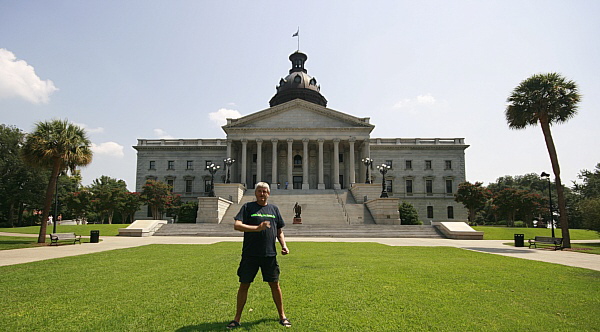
left=227, top=182, right=291, bottom=329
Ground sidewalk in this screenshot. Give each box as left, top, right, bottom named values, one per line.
left=1, top=232, right=599, bottom=271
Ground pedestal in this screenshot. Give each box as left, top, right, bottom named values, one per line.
left=293, top=217, right=302, bottom=224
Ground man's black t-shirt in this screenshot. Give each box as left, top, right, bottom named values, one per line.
left=235, top=202, right=285, bottom=257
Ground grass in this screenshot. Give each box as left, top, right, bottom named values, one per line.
left=1, top=242, right=599, bottom=331
left=0, top=224, right=128, bottom=236
left=0, top=236, right=40, bottom=250
left=473, top=226, right=600, bottom=240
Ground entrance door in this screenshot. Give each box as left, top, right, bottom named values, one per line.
left=293, top=176, right=302, bottom=189
left=339, top=175, right=344, bottom=189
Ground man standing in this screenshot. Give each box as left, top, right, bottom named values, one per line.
left=227, top=182, right=291, bottom=329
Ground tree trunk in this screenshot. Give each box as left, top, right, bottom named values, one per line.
left=38, top=160, right=61, bottom=243
left=539, top=119, right=571, bottom=248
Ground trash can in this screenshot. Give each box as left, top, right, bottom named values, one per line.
left=90, top=230, right=100, bottom=243
left=514, top=234, right=524, bottom=247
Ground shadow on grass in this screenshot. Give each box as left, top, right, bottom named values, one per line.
left=176, top=318, right=272, bottom=331
left=463, top=247, right=536, bottom=254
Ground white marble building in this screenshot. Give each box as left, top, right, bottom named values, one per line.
left=134, top=51, right=468, bottom=222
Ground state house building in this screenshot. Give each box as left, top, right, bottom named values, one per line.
left=134, top=51, right=469, bottom=222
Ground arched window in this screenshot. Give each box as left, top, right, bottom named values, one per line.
left=294, top=155, right=302, bottom=168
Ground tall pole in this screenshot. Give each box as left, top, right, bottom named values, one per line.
left=362, top=158, right=373, bottom=184
left=377, top=164, right=391, bottom=198
left=541, top=172, right=555, bottom=238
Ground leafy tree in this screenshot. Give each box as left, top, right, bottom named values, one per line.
left=492, top=188, right=523, bottom=227
left=398, top=201, right=421, bottom=225
left=117, top=192, right=143, bottom=224
left=176, top=201, right=198, bottom=223
left=89, top=176, right=128, bottom=224
left=141, top=180, right=174, bottom=220
left=21, top=120, right=92, bottom=243
left=580, top=198, right=600, bottom=234
left=164, top=194, right=183, bottom=222
left=0, top=125, right=48, bottom=227
left=454, top=182, right=490, bottom=224
left=573, top=163, right=600, bottom=199
left=506, top=73, right=581, bottom=247
left=64, top=190, right=94, bottom=224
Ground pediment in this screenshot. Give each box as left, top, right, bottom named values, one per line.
left=223, top=99, right=373, bottom=131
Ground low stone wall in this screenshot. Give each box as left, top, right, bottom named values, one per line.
left=197, top=197, right=233, bottom=223
left=119, top=220, right=168, bottom=237
left=432, top=221, right=484, bottom=239
left=214, top=183, right=246, bottom=203
left=350, top=183, right=383, bottom=203
left=365, top=198, right=400, bottom=225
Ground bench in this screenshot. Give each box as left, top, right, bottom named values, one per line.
left=528, top=236, right=563, bottom=250
left=49, top=233, right=82, bottom=246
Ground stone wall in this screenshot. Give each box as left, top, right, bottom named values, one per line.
left=365, top=198, right=401, bottom=225
left=196, top=197, right=232, bottom=224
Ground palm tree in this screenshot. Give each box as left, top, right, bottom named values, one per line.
left=506, top=73, right=581, bottom=248
left=21, top=120, right=93, bottom=243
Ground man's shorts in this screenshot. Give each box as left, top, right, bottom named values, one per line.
left=237, top=256, right=280, bottom=283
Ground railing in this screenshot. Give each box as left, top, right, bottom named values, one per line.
left=334, top=190, right=351, bottom=225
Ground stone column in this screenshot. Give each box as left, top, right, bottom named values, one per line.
left=318, top=138, right=325, bottom=190
left=365, top=138, right=371, bottom=183
left=302, top=138, right=309, bottom=190
left=241, top=138, right=247, bottom=187
left=333, top=138, right=341, bottom=190
left=287, top=138, right=293, bottom=190
left=226, top=139, right=234, bottom=183
left=349, top=137, right=356, bottom=186
left=256, top=139, right=263, bottom=184
left=271, top=138, right=278, bottom=187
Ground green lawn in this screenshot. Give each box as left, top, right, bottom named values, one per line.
left=0, top=224, right=127, bottom=236
left=0, top=236, right=40, bottom=250
left=1, top=243, right=598, bottom=331
left=473, top=226, right=600, bottom=240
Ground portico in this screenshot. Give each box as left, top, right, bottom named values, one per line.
left=224, top=131, right=370, bottom=190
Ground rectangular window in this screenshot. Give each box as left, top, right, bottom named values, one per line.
left=385, top=180, right=393, bottom=193
left=427, top=206, right=434, bottom=219
left=253, top=154, right=257, bottom=163
left=339, top=153, right=344, bottom=163
left=385, top=160, right=393, bottom=168
left=406, top=180, right=413, bottom=194
left=147, top=205, right=153, bottom=218
left=405, top=160, right=412, bottom=170
left=167, top=161, right=175, bottom=170
left=426, top=179, right=433, bottom=195
left=187, top=160, right=193, bottom=170
left=205, top=160, right=212, bottom=168
left=167, top=179, right=174, bottom=192
left=446, top=179, right=453, bottom=194
left=185, top=179, right=193, bottom=193
left=425, top=160, right=432, bottom=170
left=447, top=206, right=454, bottom=219
left=204, top=179, right=211, bottom=193
left=445, top=160, right=452, bottom=170
left=149, top=161, right=156, bottom=170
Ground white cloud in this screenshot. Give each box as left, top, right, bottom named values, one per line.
left=393, top=93, right=437, bottom=109
left=209, top=108, right=242, bottom=127
left=0, top=48, right=58, bottom=104
left=73, top=122, right=104, bottom=134
left=153, top=128, right=173, bottom=139
left=91, top=142, right=124, bottom=158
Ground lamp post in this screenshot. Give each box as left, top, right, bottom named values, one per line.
left=377, top=163, right=391, bottom=198
left=540, top=172, right=555, bottom=238
left=206, top=163, right=221, bottom=197
left=53, top=172, right=60, bottom=234
left=362, top=157, right=373, bottom=184
left=223, top=158, right=235, bottom=183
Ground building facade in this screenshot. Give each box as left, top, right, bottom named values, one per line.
left=134, top=51, right=469, bottom=222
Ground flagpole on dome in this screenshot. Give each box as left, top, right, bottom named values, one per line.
left=292, top=27, right=299, bottom=51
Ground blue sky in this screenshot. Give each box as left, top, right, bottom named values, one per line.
left=1, top=0, right=599, bottom=190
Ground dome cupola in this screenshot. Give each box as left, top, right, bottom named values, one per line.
left=269, top=51, right=327, bottom=107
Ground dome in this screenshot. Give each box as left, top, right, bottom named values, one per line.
left=269, top=51, right=328, bottom=107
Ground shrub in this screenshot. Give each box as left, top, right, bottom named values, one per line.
left=581, top=197, right=600, bottom=234
left=398, top=201, right=422, bottom=225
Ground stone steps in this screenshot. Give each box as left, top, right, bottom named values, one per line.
left=154, top=224, right=445, bottom=238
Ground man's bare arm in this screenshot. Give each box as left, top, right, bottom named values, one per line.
left=233, top=219, right=270, bottom=232
left=277, top=228, right=289, bottom=255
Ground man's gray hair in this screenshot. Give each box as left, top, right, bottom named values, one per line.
left=255, top=182, right=271, bottom=192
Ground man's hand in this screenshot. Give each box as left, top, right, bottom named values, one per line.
left=256, top=221, right=271, bottom=231
left=281, top=247, right=290, bottom=255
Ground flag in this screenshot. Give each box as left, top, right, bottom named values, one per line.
left=292, top=28, right=299, bottom=37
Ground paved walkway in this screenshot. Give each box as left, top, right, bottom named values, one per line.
left=1, top=232, right=599, bottom=271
